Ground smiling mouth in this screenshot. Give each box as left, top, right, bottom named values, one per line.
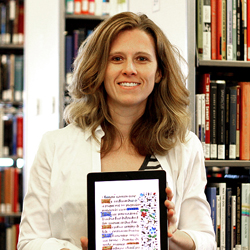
left=118, top=82, right=140, bottom=87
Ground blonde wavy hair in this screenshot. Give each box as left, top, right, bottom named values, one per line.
left=64, top=11, right=191, bottom=156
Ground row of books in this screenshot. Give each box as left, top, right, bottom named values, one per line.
left=0, top=221, right=19, bottom=250
left=0, top=54, right=24, bottom=103
left=65, top=28, right=93, bottom=84
left=206, top=175, right=250, bottom=250
left=65, top=0, right=127, bottom=16
left=0, top=106, right=23, bottom=158
left=196, top=74, right=250, bottom=160
left=0, top=166, right=23, bottom=215
left=197, top=0, right=250, bottom=61
left=0, top=0, right=24, bottom=45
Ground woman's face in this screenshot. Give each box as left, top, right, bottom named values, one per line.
left=104, top=29, right=161, bottom=112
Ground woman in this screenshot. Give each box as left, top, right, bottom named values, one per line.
left=18, top=12, right=216, bottom=250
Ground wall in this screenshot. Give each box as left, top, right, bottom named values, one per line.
left=128, top=0, right=188, bottom=61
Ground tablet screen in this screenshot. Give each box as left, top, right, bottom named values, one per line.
left=87, top=170, right=167, bottom=250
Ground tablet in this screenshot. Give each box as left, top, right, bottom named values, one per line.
left=87, top=170, right=168, bottom=250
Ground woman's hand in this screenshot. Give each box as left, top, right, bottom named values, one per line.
left=164, top=187, right=177, bottom=238
left=80, top=236, right=88, bottom=250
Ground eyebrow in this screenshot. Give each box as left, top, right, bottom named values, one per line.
left=109, top=51, right=154, bottom=58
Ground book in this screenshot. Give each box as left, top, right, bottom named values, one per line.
left=216, top=194, right=221, bottom=250
left=225, top=87, right=230, bottom=159
left=211, top=0, right=217, bottom=59
left=217, top=80, right=226, bottom=160
left=248, top=0, right=250, bottom=61
left=217, top=0, right=223, bottom=60
left=14, top=55, right=24, bottom=102
left=16, top=112, right=23, bottom=158
left=198, top=73, right=211, bottom=159
left=226, top=187, right=232, bottom=250
left=203, top=0, right=211, bottom=60
left=74, top=0, right=82, bottom=14
left=232, top=0, right=238, bottom=60
left=95, top=0, right=103, bottom=16
left=236, top=183, right=242, bottom=250
left=66, top=0, right=74, bottom=14
left=221, top=0, right=227, bottom=60
left=236, top=85, right=241, bottom=159
left=65, top=35, right=73, bottom=85
left=231, top=195, right=236, bottom=250
left=229, top=86, right=237, bottom=159
left=209, top=182, right=226, bottom=250
left=81, top=0, right=89, bottom=14
left=239, top=82, right=250, bottom=160
left=241, top=183, right=250, bottom=250
left=242, top=0, right=247, bottom=61
left=195, top=94, right=202, bottom=140
left=210, top=80, right=217, bottom=159
left=88, top=0, right=95, bottom=15
left=227, top=0, right=233, bottom=60
left=102, top=0, right=110, bottom=15
left=17, top=0, right=24, bottom=44
left=206, top=186, right=217, bottom=234
left=237, top=0, right=243, bottom=60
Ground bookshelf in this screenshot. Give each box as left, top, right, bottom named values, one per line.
left=192, top=0, right=250, bottom=249
left=0, top=1, right=24, bottom=248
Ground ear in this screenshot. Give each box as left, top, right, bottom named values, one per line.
left=155, top=69, right=162, bottom=84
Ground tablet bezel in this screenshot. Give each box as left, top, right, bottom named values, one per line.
left=87, top=170, right=168, bottom=250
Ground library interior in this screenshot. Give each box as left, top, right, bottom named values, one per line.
left=0, top=0, right=250, bottom=250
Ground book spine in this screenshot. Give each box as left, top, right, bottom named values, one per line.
left=237, top=0, right=243, bottom=60
left=216, top=195, right=221, bottom=250
left=17, top=1, right=24, bottom=44
left=239, top=82, right=250, bottom=160
left=66, top=0, right=74, bottom=14
left=14, top=55, right=23, bottom=102
left=211, top=0, right=217, bottom=59
left=226, top=187, right=232, bottom=250
left=220, top=183, right=226, bottom=250
left=231, top=195, right=236, bottom=250
left=222, top=0, right=227, bottom=60
left=201, top=93, right=206, bottom=155
left=203, top=0, right=211, bottom=60
left=16, top=113, right=23, bottom=158
left=227, top=0, right=233, bottom=60
left=88, top=0, right=95, bottom=15
left=206, top=186, right=217, bottom=234
left=195, top=94, right=202, bottom=140
left=217, top=0, right=223, bottom=60
left=232, top=0, right=238, bottom=60
left=74, top=0, right=82, bottom=14
left=241, top=183, right=250, bottom=250
left=81, top=0, right=89, bottom=14
left=229, top=86, right=237, bottom=159
left=236, top=184, right=242, bottom=249
left=236, top=85, right=241, bottom=159
left=94, top=0, right=103, bottom=16
left=225, top=87, right=230, bottom=160
left=247, top=0, right=250, bottom=60
left=210, top=80, right=218, bottom=159
left=204, top=74, right=211, bottom=159
left=217, top=80, right=226, bottom=160
left=242, top=0, right=247, bottom=61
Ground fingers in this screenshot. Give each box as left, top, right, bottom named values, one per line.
left=80, top=237, right=88, bottom=250
left=165, top=186, right=174, bottom=201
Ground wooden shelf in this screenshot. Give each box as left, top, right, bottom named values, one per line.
left=197, top=59, right=250, bottom=68
left=0, top=212, right=22, bottom=217
left=65, top=14, right=109, bottom=20
left=0, top=44, right=23, bottom=50
left=205, top=160, right=250, bottom=167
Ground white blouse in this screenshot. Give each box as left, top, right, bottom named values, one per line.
left=17, top=124, right=216, bottom=250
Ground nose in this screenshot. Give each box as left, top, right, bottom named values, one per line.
left=122, top=59, right=137, bottom=76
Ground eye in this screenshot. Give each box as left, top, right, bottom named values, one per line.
left=111, top=56, right=123, bottom=62
left=137, top=56, right=148, bottom=61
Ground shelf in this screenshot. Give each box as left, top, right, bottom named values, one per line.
left=0, top=44, right=24, bottom=50
left=65, top=14, right=109, bottom=20
left=197, top=59, right=250, bottom=68
left=0, top=212, right=22, bottom=217
left=205, top=160, right=250, bottom=167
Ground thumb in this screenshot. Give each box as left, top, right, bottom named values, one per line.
left=80, top=237, right=88, bottom=250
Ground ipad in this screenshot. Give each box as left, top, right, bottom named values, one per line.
left=87, top=170, right=168, bottom=250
